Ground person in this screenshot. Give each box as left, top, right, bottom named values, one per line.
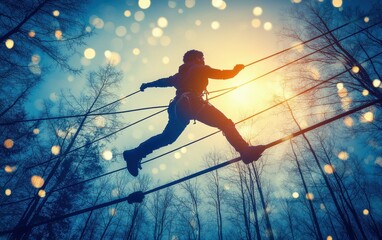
left=124, top=50, right=266, bottom=177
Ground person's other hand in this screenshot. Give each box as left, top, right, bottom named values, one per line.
left=140, top=83, right=148, bottom=92
left=234, top=64, right=245, bottom=72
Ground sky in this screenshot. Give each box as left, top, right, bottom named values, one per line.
left=26, top=0, right=370, bottom=183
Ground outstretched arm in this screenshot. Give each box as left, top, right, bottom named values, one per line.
left=206, top=64, right=245, bottom=80
left=140, top=75, right=176, bottom=91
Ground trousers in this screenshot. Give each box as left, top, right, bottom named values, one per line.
left=135, top=92, right=249, bottom=157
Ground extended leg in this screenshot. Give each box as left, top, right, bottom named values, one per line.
left=124, top=115, right=188, bottom=177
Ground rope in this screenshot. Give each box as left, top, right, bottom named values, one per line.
left=0, top=16, right=367, bottom=125
left=0, top=105, right=168, bottom=125
left=25, top=109, right=167, bottom=169
left=209, top=20, right=382, bottom=96
left=244, top=15, right=368, bottom=68
left=2, top=50, right=378, bottom=208
left=2, top=99, right=379, bottom=234
left=24, top=20, right=381, bottom=170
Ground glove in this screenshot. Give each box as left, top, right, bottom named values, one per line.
left=233, top=64, right=245, bottom=73
left=140, top=83, right=148, bottom=92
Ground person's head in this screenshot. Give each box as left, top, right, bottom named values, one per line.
left=183, top=50, right=204, bottom=65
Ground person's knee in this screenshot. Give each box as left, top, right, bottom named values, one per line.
left=220, top=118, right=235, bottom=131
left=167, top=131, right=181, bottom=144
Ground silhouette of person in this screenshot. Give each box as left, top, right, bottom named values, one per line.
left=124, top=50, right=265, bottom=177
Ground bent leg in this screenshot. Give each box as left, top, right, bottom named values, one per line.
left=194, top=103, right=248, bottom=152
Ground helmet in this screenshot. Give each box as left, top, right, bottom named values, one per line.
left=183, top=50, right=204, bottom=63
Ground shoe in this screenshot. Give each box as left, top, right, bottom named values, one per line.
left=123, top=149, right=143, bottom=177
left=240, top=145, right=266, bottom=164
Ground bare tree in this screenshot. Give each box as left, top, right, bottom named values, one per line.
left=146, top=186, right=175, bottom=240
left=2, top=65, right=124, bottom=239
left=174, top=177, right=203, bottom=240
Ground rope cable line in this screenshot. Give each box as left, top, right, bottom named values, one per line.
left=0, top=16, right=367, bottom=126
left=23, top=20, right=381, bottom=170
left=1, top=14, right=380, bottom=236
left=1, top=98, right=380, bottom=234
left=208, top=20, right=382, bottom=98
left=0, top=105, right=168, bottom=126
left=2, top=17, right=378, bottom=207
left=4, top=49, right=381, bottom=207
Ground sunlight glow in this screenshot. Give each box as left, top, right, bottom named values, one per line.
left=124, top=10, right=131, bottom=17
left=4, top=139, right=14, bottom=149
left=5, top=189, right=11, bottom=196
left=159, top=163, right=167, bottom=170
left=336, top=82, right=344, bottom=90
left=94, top=116, right=106, bottom=128
left=306, top=193, right=314, bottom=200
left=251, top=19, right=261, bottom=28
left=352, top=66, right=360, bottom=73
left=52, top=10, right=60, bottom=17
left=320, top=204, right=326, bottom=210
left=338, top=151, right=349, bottom=160
left=292, top=192, right=299, bottom=198
left=364, top=17, right=370, bottom=23
left=84, top=48, right=96, bottom=59
left=116, top=26, right=127, bottom=37
left=332, top=0, right=343, bottom=8
left=361, top=112, right=374, bottom=123
left=337, top=87, right=348, bottom=98
left=212, top=0, right=225, bottom=9
left=109, top=208, right=117, bottom=216
left=133, top=48, right=141, bottom=55
left=32, top=54, right=41, bottom=64
left=51, top=145, right=61, bottom=155
left=157, top=17, right=168, bottom=28
left=341, top=97, right=352, bottom=110
left=362, top=89, right=369, bottom=96
left=102, top=150, right=113, bottom=161
left=112, top=188, right=120, bottom=197
left=324, top=164, right=335, bottom=174
left=29, top=30, right=36, bottom=38
left=31, top=175, right=45, bottom=188
left=327, top=236, right=333, bottom=240
left=92, top=17, right=104, bottom=29
left=211, top=21, right=220, bottom=30
left=252, top=7, right=263, bottom=16
left=162, top=56, right=170, bottom=64
left=5, top=165, right=17, bottom=173
left=138, top=0, right=151, bottom=9
left=134, top=11, right=145, bottom=22
left=152, top=168, right=159, bottom=174
left=5, top=39, right=14, bottom=49
left=185, top=0, right=195, bottom=8
left=55, top=30, right=63, bottom=40
left=376, top=157, right=382, bottom=167
left=181, top=147, right=187, bottom=153
left=343, top=116, right=354, bottom=127
left=174, top=152, right=182, bottom=159
left=372, top=79, right=381, bottom=88
left=264, top=22, right=272, bottom=31
left=38, top=189, right=46, bottom=198
left=152, top=27, right=164, bottom=38
left=363, top=209, right=369, bottom=215
left=105, top=51, right=121, bottom=65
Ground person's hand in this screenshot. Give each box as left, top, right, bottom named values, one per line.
left=140, top=83, right=148, bottom=92
left=233, top=64, right=245, bottom=72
